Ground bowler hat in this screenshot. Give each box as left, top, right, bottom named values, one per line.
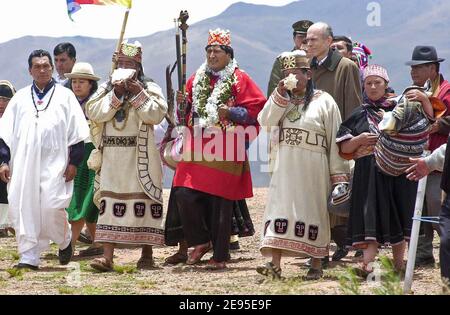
left=405, top=46, right=445, bottom=66
left=292, top=20, right=313, bottom=35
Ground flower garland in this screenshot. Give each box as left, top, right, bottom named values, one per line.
left=192, top=58, right=238, bottom=128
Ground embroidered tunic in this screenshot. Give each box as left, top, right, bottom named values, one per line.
left=86, top=82, right=167, bottom=245
left=258, top=89, right=349, bottom=258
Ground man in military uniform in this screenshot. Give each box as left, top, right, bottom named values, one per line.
left=266, top=19, right=313, bottom=97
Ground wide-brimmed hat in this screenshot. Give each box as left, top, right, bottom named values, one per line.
left=65, top=62, right=100, bottom=81
left=405, top=46, right=445, bottom=66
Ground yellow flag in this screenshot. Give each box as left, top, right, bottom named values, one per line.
left=99, top=0, right=132, bottom=9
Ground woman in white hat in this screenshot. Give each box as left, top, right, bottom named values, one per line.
left=64, top=62, right=102, bottom=256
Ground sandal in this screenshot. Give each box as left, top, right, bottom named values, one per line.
left=164, top=252, right=188, bottom=265
left=90, top=257, right=114, bottom=272
left=256, top=262, right=282, bottom=280
left=79, top=245, right=104, bottom=257
left=205, top=259, right=227, bottom=270
left=304, top=267, right=323, bottom=280
left=137, top=256, right=155, bottom=270
left=186, top=242, right=212, bottom=265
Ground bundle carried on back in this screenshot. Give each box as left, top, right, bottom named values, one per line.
left=375, top=85, right=432, bottom=176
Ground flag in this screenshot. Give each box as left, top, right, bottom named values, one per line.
left=67, top=0, right=132, bottom=20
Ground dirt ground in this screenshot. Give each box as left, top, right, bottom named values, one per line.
left=0, top=188, right=446, bottom=295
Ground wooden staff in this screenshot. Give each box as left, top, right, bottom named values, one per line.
left=111, top=7, right=131, bottom=73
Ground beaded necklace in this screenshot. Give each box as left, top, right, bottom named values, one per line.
left=31, top=85, right=56, bottom=118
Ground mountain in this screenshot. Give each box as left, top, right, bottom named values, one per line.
left=1, top=0, right=449, bottom=186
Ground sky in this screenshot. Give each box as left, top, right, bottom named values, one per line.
left=0, top=0, right=295, bottom=43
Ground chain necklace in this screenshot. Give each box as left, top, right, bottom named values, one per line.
left=31, top=85, right=56, bottom=118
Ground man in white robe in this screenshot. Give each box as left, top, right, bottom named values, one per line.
left=0, top=49, right=89, bottom=270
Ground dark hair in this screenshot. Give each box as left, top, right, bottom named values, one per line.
left=53, top=42, right=76, bottom=59
left=433, top=62, right=440, bottom=73
left=28, top=49, right=53, bottom=69
left=332, top=35, right=353, bottom=52
left=0, top=84, right=14, bottom=98
left=68, top=79, right=98, bottom=96
left=303, top=72, right=314, bottom=111
left=205, top=45, right=234, bottom=59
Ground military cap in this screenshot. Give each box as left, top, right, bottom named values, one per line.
left=292, top=20, right=314, bottom=35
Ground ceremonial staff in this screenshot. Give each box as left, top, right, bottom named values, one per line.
left=111, top=3, right=132, bottom=72
left=176, top=10, right=189, bottom=126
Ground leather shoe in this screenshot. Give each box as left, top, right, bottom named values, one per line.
left=229, top=241, right=240, bottom=251
left=14, top=263, right=39, bottom=271
left=415, top=256, right=435, bottom=267
left=59, top=241, right=73, bottom=265
left=332, top=247, right=349, bottom=261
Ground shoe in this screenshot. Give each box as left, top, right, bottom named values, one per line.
left=13, top=263, right=39, bottom=271
left=205, top=259, right=227, bottom=270
left=256, top=262, right=282, bottom=279
left=332, top=247, right=349, bottom=261
left=78, top=245, right=104, bottom=257
left=58, top=241, right=73, bottom=265
left=0, top=229, right=7, bottom=237
left=77, top=231, right=93, bottom=245
left=186, top=242, right=212, bottom=265
left=304, top=268, right=323, bottom=280
left=229, top=241, right=240, bottom=251
left=90, top=257, right=114, bottom=272
left=415, top=256, right=435, bottom=267
left=164, top=252, right=188, bottom=265
left=305, top=256, right=329, bottom=269
left=354, top=249, right=364, bottom=258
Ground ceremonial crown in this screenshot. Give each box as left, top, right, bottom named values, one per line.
left=118, top=40, right=143, bottom=63
left=207, top=29, right=231, bottom=47
left=280, top=50, right=310, bottom=71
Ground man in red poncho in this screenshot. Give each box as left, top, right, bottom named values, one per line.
left=168, top=29, right=266, bottom=270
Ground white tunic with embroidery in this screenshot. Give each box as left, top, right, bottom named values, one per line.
left=86, top=82, right=167, bottom=246
left=257, top=90, right=349, bottom=258
left=0, top=84, right=89, bottom=254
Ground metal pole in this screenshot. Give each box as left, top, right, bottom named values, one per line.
left=403, top=174, right=428, bottom=294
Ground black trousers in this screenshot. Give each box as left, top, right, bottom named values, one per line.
left=173, top=187, right=233, bottom=262
left=440, top=194, right=450, bottom=280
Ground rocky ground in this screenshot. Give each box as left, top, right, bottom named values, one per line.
left=0, top=188, right=447, bottom=295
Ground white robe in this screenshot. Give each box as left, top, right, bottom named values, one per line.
left=0, top=84, right=89, bottom=255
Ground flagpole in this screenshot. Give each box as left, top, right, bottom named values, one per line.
left=111, top=7, right=131, bottom=72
